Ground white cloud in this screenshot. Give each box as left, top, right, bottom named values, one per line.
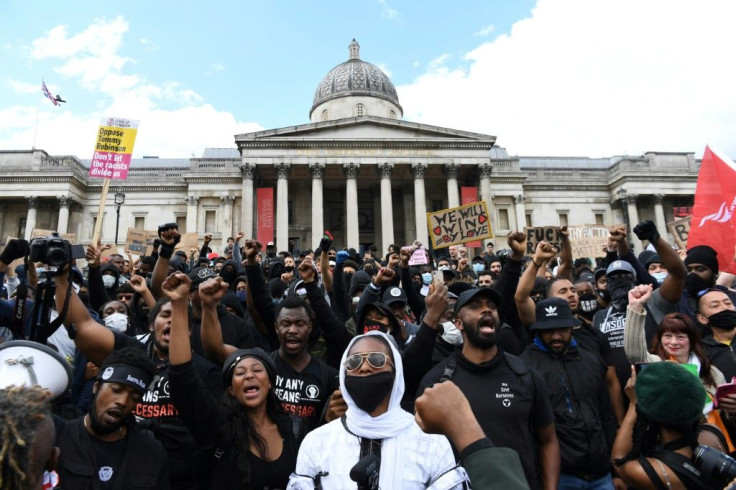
left=211, top=63, right=224, bottom=73
left=377, top=0, right=399, bottom=20
left=376, top=63, right=392, bottom=78
left=6, top=79, right=39, bottom=94
left=427, top=54, right=453, bottom=69
left=398, top=0, right=736, bottom=158
left=2, top=17, right=262, bottom=157
left=474, top=24, right=495, bottom=37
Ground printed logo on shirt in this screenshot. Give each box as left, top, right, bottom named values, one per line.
left=98, top=466, right=113, bottom=482
left=305, top=384, right=319, bottom=399
left=274, top=375, right=318, bottom=419
left=496, top=382, right=514, bottom=407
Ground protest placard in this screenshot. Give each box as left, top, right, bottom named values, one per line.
left=30, top=229, right=55, bottom=240
left=524, top=227, right=564, bottom=256
left=668, top=216, right=691, bottom=250
left=101, top=244, right=119, bottom=260
left=175, top=233, right=199, bottom=251
left=89, top=117, right=139, bottom=181
left=124, top=228, right=157, bottom=255
left=426, top=201, right=493, bottom=249
left=567, top=224, right=609, bottom=258
left=408, top=248, right=429, bottom=265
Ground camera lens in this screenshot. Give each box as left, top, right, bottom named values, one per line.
left=694, top=445, right=736, bottom=485
left=46, top=246, right=68, bottom=267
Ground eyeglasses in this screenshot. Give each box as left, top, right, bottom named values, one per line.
left=118, top=294, right=133, bottom=301
left=344, top=352, right=393, bottom=371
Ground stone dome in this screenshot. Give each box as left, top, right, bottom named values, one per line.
left=310, top=40, right=402, bottom=118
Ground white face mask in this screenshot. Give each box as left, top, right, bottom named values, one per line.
left=102, top=275, right=116, bottom=288
left=440, top=321, right=463, bottom=345
left=104, top=312, right=128, bottom=333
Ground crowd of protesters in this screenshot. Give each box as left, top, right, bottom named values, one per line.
left=3, top=219, right=736, bottom=489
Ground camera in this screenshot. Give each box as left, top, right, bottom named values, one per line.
left=29, top=233, right=85, bottom=267
left=693, top=445, right=736, bottom=486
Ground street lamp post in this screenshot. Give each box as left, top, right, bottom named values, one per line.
left=114, top=191, right=125, bottom=244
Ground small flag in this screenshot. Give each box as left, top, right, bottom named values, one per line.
left=41, top=81, right=58, bottom=106
left=688, top=146, right=736, bottom=274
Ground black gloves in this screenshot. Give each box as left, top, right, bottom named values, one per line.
left=319, top=236, right=333, bottom=251
left=0, top=238, right=29, bottom=264
left=157, top=223, right=180, bottom=259
left=633, top=220, right=660, bottom=243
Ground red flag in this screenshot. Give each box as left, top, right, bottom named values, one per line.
left=41, top=81, right=58, bottom=106
left=688, top=146, right=736, bottom=274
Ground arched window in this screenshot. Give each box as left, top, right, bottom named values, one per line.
left=389, top=110, right=396, bottom=119
left=321, top=109, right=329, bottom=121
left=355, top=103, right=365, bottom=117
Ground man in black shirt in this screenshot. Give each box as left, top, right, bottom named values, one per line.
left=419, top=287, right=559, bottom=490
left=54, top=347, right=169, bottom=489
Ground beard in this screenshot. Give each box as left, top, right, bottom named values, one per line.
left=464, top=322, right=497, bottom=349
left=89, top=392, right=126, bottom=435
left=608, top=275, right=636, bottom=312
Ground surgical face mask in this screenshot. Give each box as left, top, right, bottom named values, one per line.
left=421, top=272, right=432, bottom=285
left=651, top=271, right=668, bottom=285
left=438, top=265, right=451, bottom=271
left=472, top=263, right=484, bottom=274
left=236, top=290, right=246, bottom=303
left=440, top=321, right=463, bottom=345
left=102, top=275, right=116, bottom=288
left=104, top=312, right=128, bottom=333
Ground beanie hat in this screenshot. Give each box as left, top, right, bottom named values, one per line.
left=348, top=270, right=372, bottom=296
left=685, top=245, right=719, bottom=275
left=635, top=362, right=706, bottom=429
left=267, top=278, right=288, bottom=299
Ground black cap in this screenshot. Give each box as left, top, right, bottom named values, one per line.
left=382, top=286, right=407, bottom=306
left=188, top=266, right=216, bottom=290
left=454, top=288, right=503, bottom=315
left=530, top=298, right=581, bottom=331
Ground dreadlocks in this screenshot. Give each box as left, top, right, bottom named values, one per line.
left=0, top=386, right=52, bottom=489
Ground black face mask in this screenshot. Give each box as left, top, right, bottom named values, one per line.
left=362, top=319, right=387, bottom=334
left=598, top=289, right=611, bottom=303
left=78, top=293, right=90, bottom=306
left=686, top=273, right=714, bottom=298
left=344, top=371, right=394, bottom=413
left=708, top=309, right=736, bottom=330
left=576, top=293, right=600, bottom=321
left=285, top=266, right=295, bottom=273
left=220, top=268, right=236, bottom=285
left=343, top=273, right=353, bottom=285
left=412, top=280, right=422, bottom=293
left=608, top=275, right=636, bottom=312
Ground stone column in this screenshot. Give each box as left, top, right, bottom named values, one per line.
left=343, top=162, right=360, bottom=250
left=653, top=194, right=667, bottom=239
left=0, top=205, right=5, bottom=240
left=24, top=196, right=38, bottom=240
left=377, top=163, right=394, bottom=253
left=186, top=196, right=199, bottom=235
left=275, top=163, right=291, bottom=252
left=240, top=163, right=255, bottom=238
left=478, top=163, right=494, bottom=247
left=403, top=186, right=415, bottom=244
left=625, top=194, right=642, bottom=252
left=220, top=195, right=235, bottom=239
left=514, top=195, right=527, bottom=231
left=57, top=196, right=71, bottom=234
left=412, top=163, right=428, bottom=247
left=309, top=163, right=325, bottom=249
left=445, top=163, right=460, bottom=208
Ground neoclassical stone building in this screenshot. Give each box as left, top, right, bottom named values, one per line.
left=0, top=40, right=698, bottom=255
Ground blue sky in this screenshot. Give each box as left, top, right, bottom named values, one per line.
left=2, top=0, right=735, bottom=159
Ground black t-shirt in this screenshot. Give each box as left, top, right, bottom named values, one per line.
left=572, top=324, right=613, bottom=366
left=419, top=350, right=555, bottom=490
left=91, top=436, right=128, bottom=489
left=593, top=307, right=631, bottom=390
left=271, top=353, right=339, bottom=432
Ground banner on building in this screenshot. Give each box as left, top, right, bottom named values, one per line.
left=427, top=201, right=493, bottom=249
left=89, top=117, right=139, bottom=180
left=688, top=146, right=736, bottom=273
left=667, top=217, right=691, bottom=250
left=567, top=224, right=609, bottom=258
left=460, top=187, right=483, bottom=247
left=256, top=188, right=274, bottom=246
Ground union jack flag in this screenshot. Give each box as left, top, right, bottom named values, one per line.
left=41, top=81, right=58, bottom=106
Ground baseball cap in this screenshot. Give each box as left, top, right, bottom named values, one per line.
left=454, top=287, right=503, bottom=315
left=530, top=298, right=581, bottom=331
left=267, top=241, right=275, bottom=247
left=605, top=260, right=637, bottom=279
left=382, top=286, right=407, bottom=306
left=188, top=266, right=216, bottom=290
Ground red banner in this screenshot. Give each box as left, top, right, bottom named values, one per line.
left=688, top=146, right=736, bottom=274
left=461, top=186, right=482, bottom=247
left=256, top=188, right=274, bottom=246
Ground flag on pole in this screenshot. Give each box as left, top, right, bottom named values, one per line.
left=41, top=81, right=58, bottom=106
left=688, top=145, right=736, bottom=274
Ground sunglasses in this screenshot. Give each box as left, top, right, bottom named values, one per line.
left=344, top=352, right=393, bottom=371
left=118, top=294, right=133, bottom=301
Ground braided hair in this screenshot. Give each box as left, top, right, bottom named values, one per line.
left=0, top=386, right=52, bottom=489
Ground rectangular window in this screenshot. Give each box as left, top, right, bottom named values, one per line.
left=18, top=218, right=26, bottom=238
left=558, top=213, right=568, bottom=227
left=134, top=216, right=145, bottom=230
left=176, top=215, right=187, bottom=233
left=595, top=213, right=604, bottom=225
left=498, top=209, right=510, bottom=230
left=525, top=213, right=533, bottom=228
left=204, top=210, right=217, bottom=233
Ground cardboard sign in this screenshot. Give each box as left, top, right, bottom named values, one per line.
left=668, top=216, right=691, bottom=250
left=124, top=228, right=157, bottom=255
left=89, top=117, right=139, bottom=180
left=427, top=201, right=493, bottom=249
left=101, top=244, right=119, bottom=259
left=408, top=248, right=429, bottom=266
left=524, top=227, right=564, bottom=256
left=29, top=229, right=77, bottom=244
left=567, top=225, right=609, bottom=258
left=460, top=187, right=482, bottom=248
left=175, top=232, right=199, bottom=250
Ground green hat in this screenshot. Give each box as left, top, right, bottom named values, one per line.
left=635, top=362, right=706, bottom=429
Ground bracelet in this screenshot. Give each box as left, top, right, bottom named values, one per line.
left=532, top=258, right=542, bottom=268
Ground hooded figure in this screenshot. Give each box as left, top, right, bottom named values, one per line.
left=289, top=331, right=466, bottom=489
